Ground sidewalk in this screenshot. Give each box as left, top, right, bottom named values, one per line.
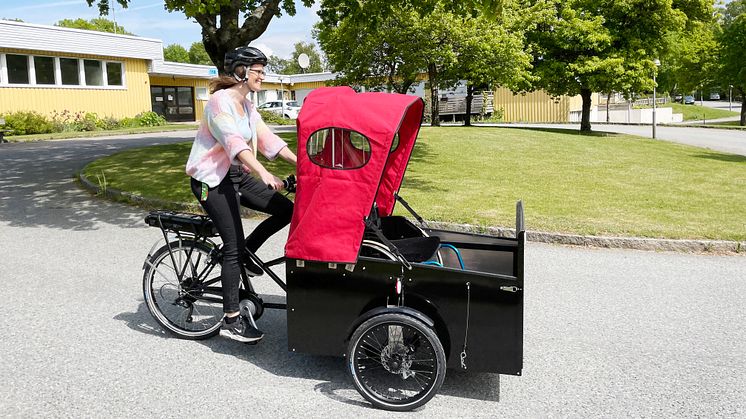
left=675, top=116, right=741, bottom=125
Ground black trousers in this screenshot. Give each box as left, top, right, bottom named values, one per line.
left=190, top=165, right=293, bottom=313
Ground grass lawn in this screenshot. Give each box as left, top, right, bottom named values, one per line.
left=709, top=120, right=745, bottom=127
left=661, top=103, right=740, bottom=121
left=82, top=127, right=746, bottom=241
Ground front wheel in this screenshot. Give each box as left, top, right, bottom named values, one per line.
left=143, top=240, right=224, bottom=339
left=347, top=312, right=446, bottom=411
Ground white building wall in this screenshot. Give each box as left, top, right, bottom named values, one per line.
left=0, top=20, right=163, bottom=60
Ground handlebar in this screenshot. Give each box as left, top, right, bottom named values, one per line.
left=269, top=174, right=296, bottom=193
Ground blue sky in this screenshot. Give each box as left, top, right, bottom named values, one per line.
left=1, top=0, right=320, bottom=58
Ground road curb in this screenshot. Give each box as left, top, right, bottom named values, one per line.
left=426, top=221, right=745, bottom=255
left=78, top=173, right=745, bottom=255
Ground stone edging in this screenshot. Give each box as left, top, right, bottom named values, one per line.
left=426, top=222, right=745, bottom=254
left=78, top=173, right=745, bottom=255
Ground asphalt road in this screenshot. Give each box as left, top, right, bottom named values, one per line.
left=697, top=99, right=742, bottom=113
left=493, top=123, right=746, bottom=157
left=1, top=135, right=744, bottom=417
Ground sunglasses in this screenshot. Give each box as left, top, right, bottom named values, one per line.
left=248, top=68, right=266, bottom=77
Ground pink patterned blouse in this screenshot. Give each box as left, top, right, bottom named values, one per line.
left=185, top=89, right=289, bottom=187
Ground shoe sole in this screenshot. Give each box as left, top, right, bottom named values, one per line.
left=242, top=266, right=263, bottom=277
left=220, top=328, right=264, bottom=343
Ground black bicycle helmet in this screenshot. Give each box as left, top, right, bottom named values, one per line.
left=224, top=46, right=267, bottom=74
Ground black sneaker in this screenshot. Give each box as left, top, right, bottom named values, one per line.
left=242, top=254, right=264, bottom=277
left=220, top=315, right=264, bottom=343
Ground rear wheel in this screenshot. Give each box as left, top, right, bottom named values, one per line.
left=348, top=312, right=446, bottom=411
left=143, top=240, right=224, bottom=339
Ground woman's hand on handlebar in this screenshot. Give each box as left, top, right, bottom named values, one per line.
left=260, top=170, right=284, bottom=190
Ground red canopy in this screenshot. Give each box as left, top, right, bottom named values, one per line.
left=284, top=87, right=424, bottom=263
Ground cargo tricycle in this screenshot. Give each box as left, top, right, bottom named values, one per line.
left=142, top=86, right=525, bottom=411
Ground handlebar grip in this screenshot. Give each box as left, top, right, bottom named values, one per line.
left=268, top=174, right=296, bottom=193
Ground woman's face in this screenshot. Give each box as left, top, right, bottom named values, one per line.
left=245, top=64, right=265, bottom=92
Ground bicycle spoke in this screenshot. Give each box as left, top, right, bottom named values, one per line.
left=146, top=242, right=224, bottom=336
left=409, top=373, right=428, bottom=390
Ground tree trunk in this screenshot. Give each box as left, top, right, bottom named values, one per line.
left=580, top=87, right=592, bottom=132
left=740, top=89, right=746, bottom=127
left=464, top=84, right=474, bottom=127
left=428, top=63, right=440, bottom=127
left=196, top=0, right=282, bottom=72
left=606, top=92, right=611, bottom=123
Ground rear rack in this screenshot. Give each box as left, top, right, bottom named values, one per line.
left=144, top=210, right=218, bottom=238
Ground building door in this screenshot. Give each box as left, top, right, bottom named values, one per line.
left=150, top=86, right=195, bottom=122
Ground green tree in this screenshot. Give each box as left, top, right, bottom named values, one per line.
left=317, top=4, right=471, bottom=125
left=658, top=21, right=720, bottom=98
left=318, top=1, right=534, bottom=126
left=188, top=42, right=212, bottom=65
left=55, top=17, right=134, bottom=35
left=86, top=0, right=312, bottom=71
left=523, top=0, right=712, bottom=132
left=722, top=0, right=746, bottom=27
left=266, top=42, right=325, bottom=74
left=317, top=0, right=507, bottom=26
left=718, top=12, right=746, bottom=125
left=455, top=12, right=533, bottom=126
left=163, top=43, right=189, bottom=63
left=267, top=55, right=293, bottom=74
left=315, top=9, right=426, bottom=95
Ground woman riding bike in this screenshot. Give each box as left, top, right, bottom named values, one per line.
left=185, top=46, right=297, bottom=343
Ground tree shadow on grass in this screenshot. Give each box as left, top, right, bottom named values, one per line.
left=115, top=299, right=500, bottom=407
left=403, top=141, right=446, bottom=193
left=691, top=151, right=746, bottom=163
left=486, top=125, right=620, bottom=137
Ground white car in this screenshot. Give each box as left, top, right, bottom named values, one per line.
left=257, top=100, right=301, bottom=119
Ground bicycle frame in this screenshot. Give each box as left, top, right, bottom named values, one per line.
left=144, top=212, right=289, bottom=310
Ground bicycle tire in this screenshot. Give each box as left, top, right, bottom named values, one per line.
left=143, top=240, right=224, bottom=339
left=348, top=312, right=446, bottom=411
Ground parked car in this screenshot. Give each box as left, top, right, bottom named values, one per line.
left=258, top=100, right=301, bottom=119
left=674, top=94, right=683, bottom=103
left=709, top=92, right=720, bottom=100
left=684, top=95, right=696, bottom=105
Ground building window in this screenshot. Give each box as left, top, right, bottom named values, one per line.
left=7, top=54, right=29, bottom=84
left=1, top=54, right=124, bottom=88
left=60, top=58, right=79, bottom=85
left=84, top=59, right=103, bottom=86
left=106, top=62, right=122, bottom=86
left=34, top=56, right=56, bottom=85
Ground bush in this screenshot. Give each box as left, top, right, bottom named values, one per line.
left=1, top=111, right=55, bottom=135
left=134, top=111, right=166, bottom=127
left=97, top=115, right=120, bottom=131
left=475, top=107, right=505, bottom=123
left=117, top=117, right=139, bottom=128
left=258, top=109, right=295, bottom=125
left=2, top=109, right=173, bottom=137
left=51, top=110, right=99, bottom=132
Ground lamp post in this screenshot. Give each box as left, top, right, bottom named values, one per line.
left=729, top=84, right=734, bottom=112
left=653, top=59, right=660, bottom=139
left=279, top=76, right=285, bottom=119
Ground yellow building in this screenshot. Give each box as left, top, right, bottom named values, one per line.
left=494, top=88, right=597, bottom=123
